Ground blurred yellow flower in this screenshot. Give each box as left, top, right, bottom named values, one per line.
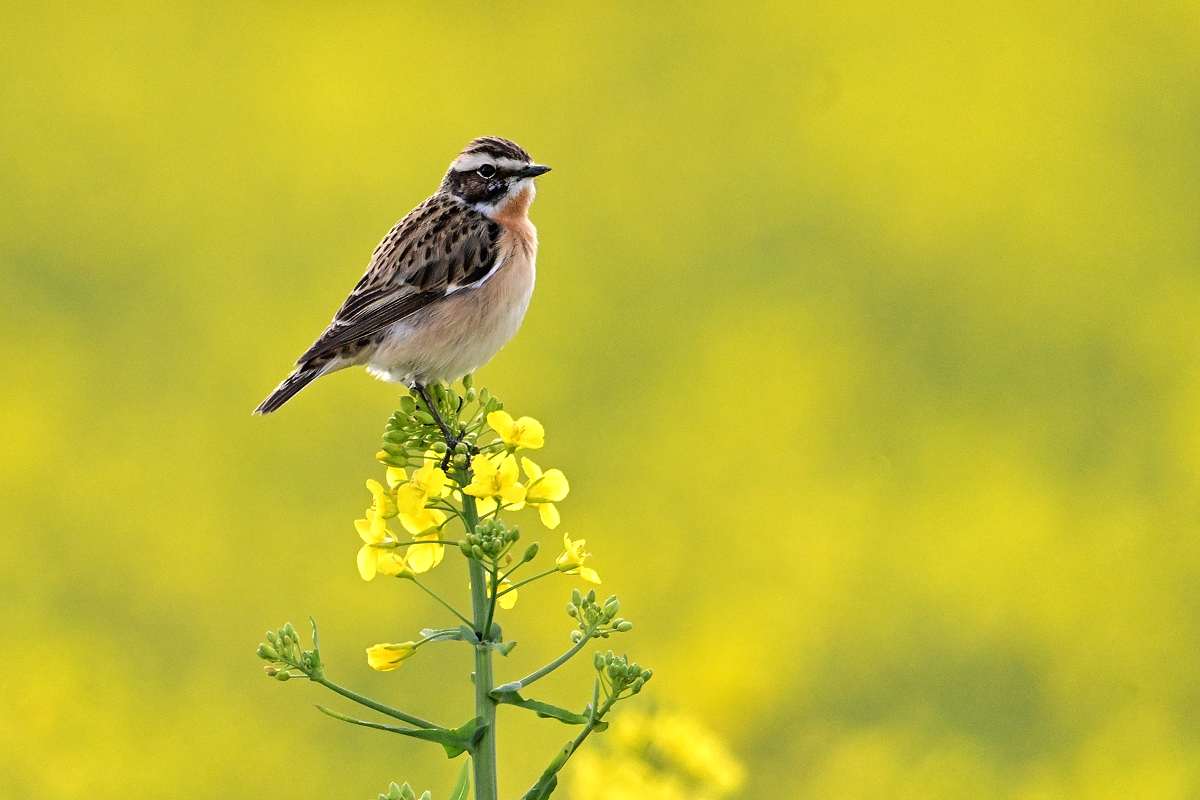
left=365, top=641, right=418, bottom=671
left=521, top=457, right=569, bottom=529
left=493, top=578, right=518, bottom=610
left=462, top=453, right=526, bottom=508
left=555, top=533, right=600, bottom=584
left=612, top=710, right=745, bottom=795
left=569, top=710, right=743, bottom=800
left=470, top=577, right=519, bottom=609
left=487, top=410, right=544, bottom=449
left=354, top=517, right=412, bottom=581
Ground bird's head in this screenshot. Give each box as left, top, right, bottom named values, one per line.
left=441, top=136, right=551, bottom=217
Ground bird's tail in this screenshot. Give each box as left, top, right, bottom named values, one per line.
left=253, top=365, right=322, bottom=414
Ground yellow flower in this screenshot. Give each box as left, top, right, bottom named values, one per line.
left=395, top=458, right=447, bottom=515
left=462, top=453, right=526, bottom=508
left=366, top=478, right=397, bottom=519
left=556, top=533, right=601, bottom=584
left=405, top=530, right=446, bottom=573
left=354, top=516, right=412, bottom=581
left=398, top=505, right=446, bottom=537
left=389, top=456, right=449, bottom=537
left=522, top=457, right=569, bottom=529
left=474, top=494, right=499, bottom=517
left=385, top=466, right=407, bottom=489
left=365, top=641, right=418, bottom=671
left=487, top=410, right=545, bottom=449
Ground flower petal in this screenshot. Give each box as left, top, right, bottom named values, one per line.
left=357, top=544, right=377, bottom=581
left=513, top=416, right=545, bottom=449
left=486, top=410, right=516, bottom=441
left=520, top=457, right=544, bottom=481
left=537, top=502, right=561, bottom=530
left=406, top=535, right=445, bottom=574
left=385, top=466, right=407, bottom=489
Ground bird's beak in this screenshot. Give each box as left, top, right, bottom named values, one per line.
left=517, top=164, right=552, bottom=178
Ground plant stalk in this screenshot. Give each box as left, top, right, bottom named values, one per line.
left=463, top=494, right=499, bottom=800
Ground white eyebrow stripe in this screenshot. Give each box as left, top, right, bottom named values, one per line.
left=449, top=154, right=528, bottom=172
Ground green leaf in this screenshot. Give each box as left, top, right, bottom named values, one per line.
left=447, top=759, right=470, bottom=800
left=315, top=706, right=485, bottom=758
left=520, top=773, right=558, bottom=800
left=490, top=691, right=607, bottom=730
left=490, top=640, right=518, bottom=656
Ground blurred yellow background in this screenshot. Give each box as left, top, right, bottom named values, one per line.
left=3, top=2, right=1199, bottom=797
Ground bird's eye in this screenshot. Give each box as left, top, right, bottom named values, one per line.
left=477, top=164, right=496, bottom=179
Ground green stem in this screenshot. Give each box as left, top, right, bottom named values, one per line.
left=520, top=694, right=617, bottom=800
left=496, top=567, right=559, bottom=598
left=463, top=494, right=499, bottom=800
left=408, top=576, right=474, bottom=628
left=483, top=561, right=499, bottom=644
left=494, top=630, right=592, bottom=694
left=312, top=676, right=440, bottom=730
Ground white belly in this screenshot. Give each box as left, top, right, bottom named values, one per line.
left=366, top=238, right=536, bottom=385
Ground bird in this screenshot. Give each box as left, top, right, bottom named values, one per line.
left=254, top=136, right=550, bottom=416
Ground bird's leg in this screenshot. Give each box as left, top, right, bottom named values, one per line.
left=414, top=383, right=459, bottom=454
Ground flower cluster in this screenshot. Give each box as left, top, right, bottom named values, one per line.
left=567, top=588, right=633, bottom=642
left=256, top=380, right=665, bottom=800
left=352, top=383, right=601, bottom=671
left=256, top=620, right=323, bottom=682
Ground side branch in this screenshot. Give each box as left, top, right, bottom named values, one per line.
left=492, top=631, right=592, bottom=696
left=313, top=675, right=441, bottom=730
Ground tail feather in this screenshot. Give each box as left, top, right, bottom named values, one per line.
left=253, top=366, right=322, bottom=414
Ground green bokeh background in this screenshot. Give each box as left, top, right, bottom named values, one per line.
left=4, top=3, right=1199, bottom=797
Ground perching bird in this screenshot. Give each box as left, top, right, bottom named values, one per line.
left=254, top=136, right=550, bottom=415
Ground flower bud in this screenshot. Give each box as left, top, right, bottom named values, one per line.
left=256, top=643, right=278, bottom=661
left=570, top=630, right=584, bottom=644
left=274, top=670, right=292, bottom=682
left=616, top=621, right=634, bottom=632
left=263, top=665, right=279, bottom=676
left=471, top=545, right=484, bottom=560
left=431, top=441, right=447, bottom=453
left=631, top=677, right=644, bottom=693
left=414, top=411, right=434, bottom=425
left=594, top=652, right=606, bottom=670
left=566, top=603, right=578, bottom=617
left=523, top=543, right=539, bottom=562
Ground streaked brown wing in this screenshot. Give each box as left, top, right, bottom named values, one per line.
left=298, top=195, right=501, bottom=363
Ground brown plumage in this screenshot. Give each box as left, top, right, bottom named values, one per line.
left=254, top=137, right=550, bottom=414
